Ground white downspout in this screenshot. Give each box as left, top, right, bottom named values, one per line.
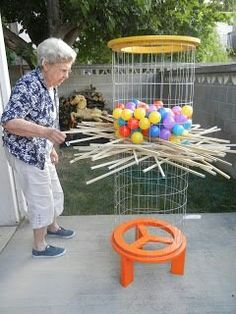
left=0, top=14, right=23, bottom=225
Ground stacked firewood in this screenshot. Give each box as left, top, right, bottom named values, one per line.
left=59, top=85, right=108, bottom=131
left=78, top=85, right=107, bottom=110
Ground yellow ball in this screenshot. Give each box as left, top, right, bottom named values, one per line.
left=182, top=130, right=189, bottom=137
left=115, top=129, right=122, bottom=138
left=112, top=108, right=123, bottom=119
left=131, top=132, right=144, bottom=144
left=134, top=107, right=146, bottom=120
left=121, top=109, right=133, bottom=121
left=114, top=120, right=119, bottom=130
left=169, top=135, right=181, bottom=143
left=181, top=105, right=193, bottom=118
left=139, top=117, right=150, bottom=130
left=148, top=111, right=161, bottom=124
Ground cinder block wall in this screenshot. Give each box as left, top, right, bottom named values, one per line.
left=194, top=64, right=236, bottom=178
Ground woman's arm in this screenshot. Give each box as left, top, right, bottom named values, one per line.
left=3, top=118, right=66, bottom=144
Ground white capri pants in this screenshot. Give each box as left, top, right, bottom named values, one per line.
left=5, top=149, right=64, bottom=229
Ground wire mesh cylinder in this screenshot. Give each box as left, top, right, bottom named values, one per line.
left=108, top=35, right=200, bottom=227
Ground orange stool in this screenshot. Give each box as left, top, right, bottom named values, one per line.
left=111, top=217, right=186, bottom=287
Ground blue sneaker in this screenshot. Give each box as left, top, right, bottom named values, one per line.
left=47, top=226, right=75, bottom=239
left=32, top=245, right=66, bottom=258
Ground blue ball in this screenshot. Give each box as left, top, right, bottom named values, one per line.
left=172, top=124, right=184, bottom=136
left=183, top=119, right=192, bottom=129
left=118, top=117, right=127, bottom=126
left=149, top=125, right=160, bottom=137
left=158, top=107, right=168, bottom=120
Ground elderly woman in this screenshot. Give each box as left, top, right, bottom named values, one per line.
left=1, top=38, right=77, bottom=258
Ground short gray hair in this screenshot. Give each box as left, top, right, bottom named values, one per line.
left=37, top=37, right=77, bottom=66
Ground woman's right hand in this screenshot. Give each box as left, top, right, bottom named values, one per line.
left=45, top=128, right=66, bottom=144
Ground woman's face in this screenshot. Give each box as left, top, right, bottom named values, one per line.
left=43, top=61, right=73, bottom=88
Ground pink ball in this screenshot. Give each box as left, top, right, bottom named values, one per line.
left=172, top=106, right=182, bottom=115
left=147, top=104, right=157, bottom=113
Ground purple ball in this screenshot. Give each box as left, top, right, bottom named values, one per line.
left=163, top=116, right=175, bottom=129
left=147, top=104, right=157, bottom=113
left=160, top=128, right=171, bottom=140
left=172, top=105, right=182, bottom=115
left=125, top=102, right=136, bottom=111
left=175, top=113, right=188, bottom=124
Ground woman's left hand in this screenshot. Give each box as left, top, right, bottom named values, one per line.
left=50, top=148, right=59, bottom=164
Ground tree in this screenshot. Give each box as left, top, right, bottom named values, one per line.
left=0, top=0, right=229, bottom=67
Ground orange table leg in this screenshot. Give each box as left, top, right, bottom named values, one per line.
left=170, top=247, right=186, bottom=275
left=120, top=255, right=134, bottom=287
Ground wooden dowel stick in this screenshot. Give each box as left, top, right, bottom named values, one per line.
left=86, top=155, right=150, bottom=185
left=108, top=156, right=134, bottom=170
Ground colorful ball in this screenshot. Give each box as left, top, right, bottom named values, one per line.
left=118, top=117, right=127, bottom=126
left=181, top=105, right=193, bottom=118
left=169, top=135, right=181, bottom=143
left=172, top=105, right=182, bottom=115
left=127, top=118, right=139, bottom=130
left=114, top=120, right=119, bottom=129
left=125, top=102, right=136, bottom=111
left=149, top=125, right=160, bottom=137
left=131, top=132, right=144, bottom=144
left=121, top=109, right=133, bottom=121
left=159, top=128, right=171, bottom=140
left=142, top=128, right=149, bottom=136
left=172, top=124, right=185, bottom=136
left=153, top=100, right=164, bottom=109
left=112, top=108, right=123, bottom=119
left=174, top=113, right=188, bottom=124
left=134, top=107, right=146, bottom=120
left=183, top=119, right=192, bottom=129
left=137, top=102, right=149, bottom=111
left=132, top=99, right=140, bottom=106
left=163, top=116, right=175, bottom=129
left=139, top=117, right=150, bottom=130
left=119, top=125, right=131, bottom=137
left=115, top=103, right=125, bottom=109
left=147, top=104, right=157, bottom=113
left=158, top=107, right=168, bottom=120
left=149, top=111, right=161, bottom=124
left=115, top=129, right=122, bottom=138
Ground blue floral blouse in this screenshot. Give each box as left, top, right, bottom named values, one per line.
left=1, top=67, right=58, bottom=170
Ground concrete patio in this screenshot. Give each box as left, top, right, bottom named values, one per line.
left=0, top=213, right=236, bottom=314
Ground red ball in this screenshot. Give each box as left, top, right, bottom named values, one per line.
left=153, top=100, right=164, bottom=109
left=116, top=103, right=125, bottom=109
left=119, top=125, right=131, bottom=137
left=142, top=128, right=149, bottom=136
left=127, top=118, right=139, bottom=130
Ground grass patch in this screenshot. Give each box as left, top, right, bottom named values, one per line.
left=57, top=147, right=236, bottom=215
left=57, top=147, right=114, bottom=215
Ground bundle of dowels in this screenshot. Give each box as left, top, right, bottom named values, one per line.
left=65, top=119, right=236, bottom=185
